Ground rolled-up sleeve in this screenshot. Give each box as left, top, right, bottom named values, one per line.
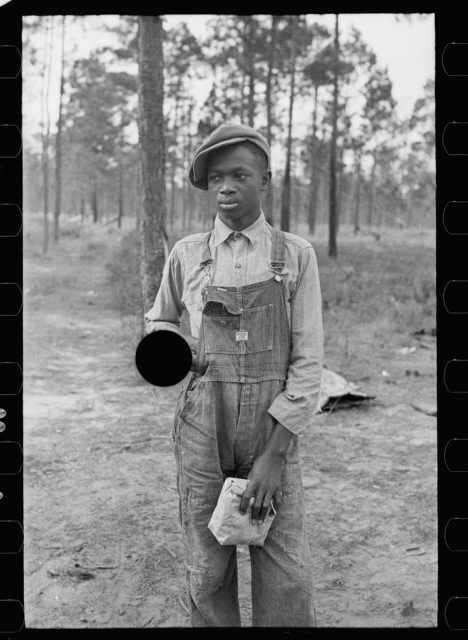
left=267, top=245, right=324, bottom=436
left=144, top=244, right=184, bottom=336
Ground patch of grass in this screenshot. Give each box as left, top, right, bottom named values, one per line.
left=315, top=240, right=435, bottom=336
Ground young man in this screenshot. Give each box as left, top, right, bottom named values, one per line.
left=145, top=123, right=324, bottom=627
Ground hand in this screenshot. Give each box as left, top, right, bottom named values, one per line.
left=239, top=451, right=285, bottom=525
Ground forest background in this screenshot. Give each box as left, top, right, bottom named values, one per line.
left=22, top=14, right=437, bottom=628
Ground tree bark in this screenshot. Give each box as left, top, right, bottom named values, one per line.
left=265, top=15, right=278, bottom=226
left=281, top=17, right=298, bottom=233
left=328, top=14, right=339, bottom=258
left=137, top=16, right=167, bottom=321
left=53, top=15, right=66, bottom=244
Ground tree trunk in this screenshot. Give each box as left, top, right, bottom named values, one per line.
left=246, top=16, right=255, bottom=127
left=170, top=88, right=182, bottom=231
left=169, top=164, right=176, bottom=231
left=406, top=189, right=413, bottom=227
left=239, top=68, right=246, bottom=122
left=182, top=99, right=193, bottom=233
left=41, top=16, right=54, bottom=256
left=336, top=145, right=345, bottom=234
left=328, top=14, right=339, bottom=258
left=118, top=165, right=124, bottom=229
left=265, top=15, right=278, bottom=226
left=104, top=177, right=109, bottom=222
left=353, top=154, right=362, bottom=234
left=367, top=152, right=377, bottom=226
left=281, top=17, right=298, bottom=233
left=308, top=83, right=320, bottom=235
left=80, top=193, right=85, bottom=222
left=137, top=16, right=167, bottom=321
left=53, top=15, right=66, bottom=244
left=92, top=180, right=98, bottom=223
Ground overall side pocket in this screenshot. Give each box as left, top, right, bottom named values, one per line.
left=172, top=372, right=201, bottom=442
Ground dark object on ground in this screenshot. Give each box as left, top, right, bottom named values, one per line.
left=401, top=600, right=416, bottom=617
left=412, top=327, right=436, bottom=337
left=411, top=403, right=437, bottom=417
left=316, top=367, right=375, bottom=413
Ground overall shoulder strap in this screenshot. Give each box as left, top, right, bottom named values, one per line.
left=269, top=226, right=286, bottom=270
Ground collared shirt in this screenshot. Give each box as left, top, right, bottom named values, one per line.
left=145, top=211, right=324, bottom=436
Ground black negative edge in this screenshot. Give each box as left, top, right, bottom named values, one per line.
left=0, top=1, right=23, bottom=633
left=437, top=3, right=468, bottom=632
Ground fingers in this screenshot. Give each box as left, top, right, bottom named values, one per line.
left=253, top=491, right=274, bottom=525
left=250, top=491, right=263, bottom=524
left=239, top=482, right=255, bottom=515
left=240, top=481, right=280, bottom=524
left=257, top=496, right=273, bottom=525
left=240, top=483, right=268, bottom=523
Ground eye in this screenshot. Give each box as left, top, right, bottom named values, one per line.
left=208, top=175, right=220, bottom=183
left=235, top=173, right=247, bottom=180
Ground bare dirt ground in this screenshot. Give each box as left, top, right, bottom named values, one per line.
left=23, top=217, right=437, bottom=628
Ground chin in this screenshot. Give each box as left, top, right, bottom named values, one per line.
left=218, top=209, right=244, bottom=219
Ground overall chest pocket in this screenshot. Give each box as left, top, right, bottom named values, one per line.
left=203, top=304, right=273, bottom=354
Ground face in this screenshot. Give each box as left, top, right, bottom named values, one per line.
left=206, top=144, right=271, bottom=230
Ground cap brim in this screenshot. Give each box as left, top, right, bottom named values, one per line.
left=190, top=136, right=270, bottom=190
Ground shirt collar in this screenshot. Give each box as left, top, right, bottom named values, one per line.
left=213, top=210, right=266, bottom=248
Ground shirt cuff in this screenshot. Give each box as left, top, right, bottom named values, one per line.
left=145, top=320, right=182, bottom=336
left=267, top=391, right=319, bottom=436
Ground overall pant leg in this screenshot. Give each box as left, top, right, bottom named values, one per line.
left=174, top=376, right=241, bottom=627
left=234, top=380, right=316, bottom=627
left=249, top=454, right=316, bottom=627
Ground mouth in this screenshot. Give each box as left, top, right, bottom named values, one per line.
left=218, top=201, right=239, bottom=210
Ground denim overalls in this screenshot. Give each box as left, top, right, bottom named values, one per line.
left=173, top=227, right=315, bottom=627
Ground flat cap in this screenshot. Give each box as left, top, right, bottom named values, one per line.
left=189, top=123, right=271, bottom=190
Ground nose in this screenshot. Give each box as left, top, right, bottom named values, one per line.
left=220, top=178, right=236, bottom=194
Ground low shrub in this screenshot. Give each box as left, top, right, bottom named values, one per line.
left=106, top=230, right=143, bottom=316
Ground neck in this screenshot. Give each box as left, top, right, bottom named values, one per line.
left=218, top=209, right=262, bottom=231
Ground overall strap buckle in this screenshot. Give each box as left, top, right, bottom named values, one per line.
left=269, top=260, right=285, bottom=276
left=269, top=227, right=286, bottom=275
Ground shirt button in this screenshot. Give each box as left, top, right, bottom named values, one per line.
left=235, top=263, right=241, bottom=269
left=234, top=232, right=242, bottom=239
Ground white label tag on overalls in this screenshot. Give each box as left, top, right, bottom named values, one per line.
left=236, top=331, right=248, bottom=341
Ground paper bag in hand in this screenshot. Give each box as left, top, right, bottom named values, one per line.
left=208, top=477, right=276, bottom=546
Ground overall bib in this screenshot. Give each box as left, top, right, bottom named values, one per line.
left=172, top=227, right=315, bottom=627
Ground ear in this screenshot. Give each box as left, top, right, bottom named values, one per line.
left=260, top=170, right=272, bottom=192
